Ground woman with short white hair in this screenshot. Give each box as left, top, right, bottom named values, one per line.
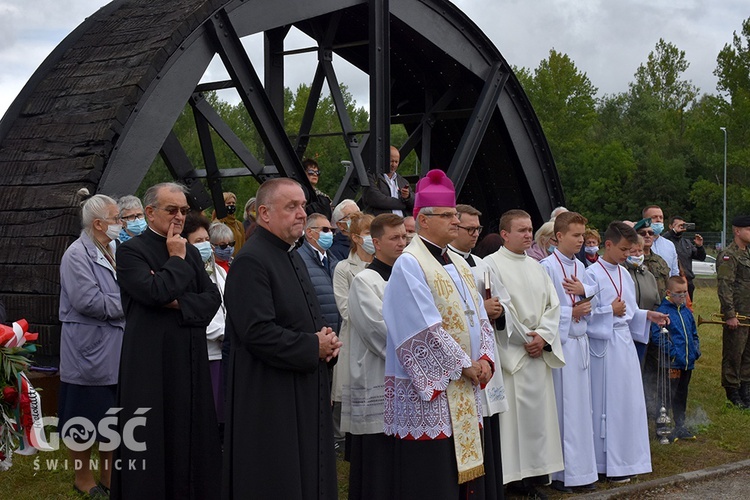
left=210, top=221, right=235, bottom=273
left=116, top=195, right=146, bottom=243
left=58, top=188, right=125, bottom=497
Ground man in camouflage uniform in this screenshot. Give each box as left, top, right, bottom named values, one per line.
left=636, top=218, right=670, bottom=300
left=717, top=215, right=750, bottom=408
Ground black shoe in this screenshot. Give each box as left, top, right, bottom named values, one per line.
left=741, top=383, right=750, bottom=407
left=726, top=387, right=748, bottom=409
left=607, top=475, right=632, bottom=483
left=672, top=426, right=697, bottom=441
left=574, top=482, right=597, bottom=491
left=507, top=481, right=548, bottom=499
left=74, top=484, right=108, bottom=499
left=551, top=480, right=573, bottom=493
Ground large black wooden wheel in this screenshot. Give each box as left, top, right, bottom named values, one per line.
left=0, top=0, right=563, bottom=362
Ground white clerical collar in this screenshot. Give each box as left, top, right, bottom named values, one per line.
left=420, top=236, right=448, bottom=255
left=447, top=244, right=472, bottom=259
left=149, top=226, right=167, bottom=238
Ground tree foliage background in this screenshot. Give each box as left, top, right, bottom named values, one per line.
left=139, top=17, right=750, bottom=242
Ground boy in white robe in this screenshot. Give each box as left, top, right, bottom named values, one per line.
left=540, top=212, right=598, bottom=492
left=484, top=209, right=564, bottom=498
left=585, top=221, right=668, bottom=482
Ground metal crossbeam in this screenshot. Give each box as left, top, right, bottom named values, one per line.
left=159, top=132, right=214, bottom=210
left=446, top=63, right=508, bottom=193
left=369, top=0, right=390, bottom=177
left=206, top=9, right=312, bottom=192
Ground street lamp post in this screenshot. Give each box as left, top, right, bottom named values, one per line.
left=720, top=126, right=727, bottom=250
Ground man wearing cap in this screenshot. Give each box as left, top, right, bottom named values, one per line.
left=716, top=215, right=750, bottom=408
left=382, top=169, right=495, bottom=498
left=483, top=210, right=564, bottom=497
left=634, top=218, right=670, bottom=300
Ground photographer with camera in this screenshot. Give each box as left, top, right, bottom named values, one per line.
left=663, top=215, right=706, bottom=300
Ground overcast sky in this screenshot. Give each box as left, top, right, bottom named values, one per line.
left=0, top=0, right=746, bottom=118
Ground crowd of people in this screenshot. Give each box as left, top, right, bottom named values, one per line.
left=52, top=151, right=750, bottom=500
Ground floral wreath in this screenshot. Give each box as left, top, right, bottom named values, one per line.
left=0, top=319, right=41, bottom=471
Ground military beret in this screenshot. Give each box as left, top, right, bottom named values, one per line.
left=633, top=218, right=652, bottom=231
left=732, top=215, right=750, bottom=227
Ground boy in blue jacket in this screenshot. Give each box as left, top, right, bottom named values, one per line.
left=650, top=276, right=701, bottom=440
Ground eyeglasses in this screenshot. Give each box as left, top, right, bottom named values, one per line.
left=157, top=206, right=191, bottom=216
left=424, top=211, right=459, bottom=220
left=638, top=230, right=655, bottom=236
left=458, top=225, right=483, bottom=235
left=306, top=169, right=320, bottom=176
left=101, top=216, right=122, bottom=223
left=121, top=213, right=144, bottom=222
left=310, top=226, right=334, bottom=233
left=214, top=242, right=235, bottom=250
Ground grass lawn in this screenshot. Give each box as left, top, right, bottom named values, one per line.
left=2, top=287, right=749, bottom=499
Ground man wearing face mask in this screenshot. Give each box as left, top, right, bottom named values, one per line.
left=662, top=216, right=706, bottom=300
left=642, top=205, right=680, bottom=277
left=117, top=195, right=148, bottom=243
left=214, top=191, right=246, bottom=257
left=297, top=213, right=341, bottom=332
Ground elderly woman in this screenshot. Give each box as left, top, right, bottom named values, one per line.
left=332, top=212, right=374, bottom=448
left=116, top=195, right=147, bottom=243
left=58, top=189, right=125, bottom=497
left=213, top=192, right=245, bottom=256
left=527, top=219, right=555, bottom=261
left=183, top=213, right=226, bottom=432
left=210, top=221, right=235, bottom=273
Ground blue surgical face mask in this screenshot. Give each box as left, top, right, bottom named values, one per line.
left=126, top=218, right=147, bottom=236
left=317, top=231, right=333, bottom=250
left=362, top=235, right=376, bottom=255
left=194, top=241, right=213, bottom=263
left=584, top=245, right=599, bottom=255
left=548, top=245, right=556, bottom=254
left=119, top=228, right=132, bottom=243
left=214, top=245, right=234, bottom=262
left=651, top=222, right=664, bottom=236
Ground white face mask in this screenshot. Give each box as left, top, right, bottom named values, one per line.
left=584, top=245, right=599, bottom=255
left=627, top=254, right=645, bottom=267
left=361, top=235, right=376, bottom=255
left=105, top=224, right=121, bottom=242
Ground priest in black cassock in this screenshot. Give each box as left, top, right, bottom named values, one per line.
left=222, top=177, right=342, bottom=500
left=112, top=182, right=222, bottom=499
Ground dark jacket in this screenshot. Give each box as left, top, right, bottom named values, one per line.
left=329, top=231, right=351, bottom=262
left=650, top=298, right=701, bottom=371
left=297, top=241, right=341, bottom=331
left=361, top=172, right=414, bottom=216
left=662, top=230, right=706, bottom=280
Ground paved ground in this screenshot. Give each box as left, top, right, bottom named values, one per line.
left=577, top=459, right=750, bottom=499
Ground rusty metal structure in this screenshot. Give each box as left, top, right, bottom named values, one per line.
left=0, top=0, right=563, bottom=363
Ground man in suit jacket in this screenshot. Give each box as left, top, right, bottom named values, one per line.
left=361, top=146, right=414, bottom=217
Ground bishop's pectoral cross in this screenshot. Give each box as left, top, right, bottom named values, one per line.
left=465, top=307, right=475, bottom=327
